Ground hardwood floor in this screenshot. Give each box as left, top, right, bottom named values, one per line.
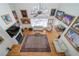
left=7, top=29, right=65, bottom=56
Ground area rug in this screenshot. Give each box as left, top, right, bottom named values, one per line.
left=20, top=33, right=51, bottom=52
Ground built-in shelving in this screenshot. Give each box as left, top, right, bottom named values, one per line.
left=64, top=17, right=79, bottom=52
left=53, top=10, right=79, bottom=55
left=55, top=17, right=68, bottom=28
left=53, top=40, right=67, bottom=53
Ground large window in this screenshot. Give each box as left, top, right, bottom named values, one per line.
left=30, top=3, right=48, bottom=17
left=31, top=18, right=48, bottom=27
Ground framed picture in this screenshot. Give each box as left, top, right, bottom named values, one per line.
left=65, top=29, right=79, bottom=52
left=1, top=14, right=12, bottom=24
left=20, top=10, right=28, bottom=17
left=62, top=14, right=75, bottom=25
left=12, top=10, right=18, bottom=19
left=56, top=10, right=65, bottom=21
left=72, top=17, right=79, bottom=34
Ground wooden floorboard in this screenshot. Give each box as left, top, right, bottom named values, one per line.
left=7, top=30, right=65, bottom=56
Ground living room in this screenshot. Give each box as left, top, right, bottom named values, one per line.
left=0, top=3, right=79, bottom=56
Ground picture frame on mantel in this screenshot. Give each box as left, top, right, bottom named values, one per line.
left=1, top=14, right=12, bottom=24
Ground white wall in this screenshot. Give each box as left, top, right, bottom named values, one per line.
left=58, top=3, right=79, bottom=16
left=0, top=4, right=16, bottom=30
left=9, top=3, right=60, bottom=19
left=0, top=4, right=17, bottom=55
left=0, top=26, right=17, bottom=56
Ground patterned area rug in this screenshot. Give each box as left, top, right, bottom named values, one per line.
left=20, top=33, right=51, bottom=52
